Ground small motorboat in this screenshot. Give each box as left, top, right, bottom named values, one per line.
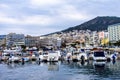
left=47, top=51, right=60, bottom=62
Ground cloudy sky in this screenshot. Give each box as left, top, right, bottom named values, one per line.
left=0, top=0, right=120, bottom=36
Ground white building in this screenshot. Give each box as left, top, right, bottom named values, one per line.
left=90, top=31, right=99, bottom=46
left=25, top=35, right=40, bottom=47
left=56, top=37, right=62, bottom=48
left=104, top=31, right=109, bottom=39
left=108, top=23, right=120, bottom=42
left=98, top=31, right=109, bottom=39
left=6, top=33, right=25, bottom=47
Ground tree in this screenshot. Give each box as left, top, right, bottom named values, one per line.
left=61, top=41, right=66, bottom=48
left=114, top=40, right=120, bottom=46
left=70, top=43, right=76, bottom=48
left=21, top=45, right=26, bottom=52
left=1, top=44, right=6, bottom=47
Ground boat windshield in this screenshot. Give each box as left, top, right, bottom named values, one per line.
left=94, top=52, right=105, bottom=57
left=43, top=53, right=48, bottom=55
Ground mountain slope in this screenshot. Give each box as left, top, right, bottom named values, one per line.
left=62, top=16, right=120, bottom=32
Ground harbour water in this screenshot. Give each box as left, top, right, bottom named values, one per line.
left=0, top=61, right=120, bottom=80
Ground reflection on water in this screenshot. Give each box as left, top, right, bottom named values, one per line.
left=48, top=62, right=59, bottom=71
left=0, top=61, right=120, bottom=80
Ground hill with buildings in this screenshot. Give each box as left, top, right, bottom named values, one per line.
left=62, top=16, right=120, bottom=32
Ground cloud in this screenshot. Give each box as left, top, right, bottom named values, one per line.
left=0, top=0, right=120, bottom=35
left=29, top=27, right=59, bottom=36
left=30, top=0, right=65, bottom=8
left=0, top=4, right=9, bottom=8
left=0, top=13, right=54, bottom=26
left=0, top=13, right=18, bottom=24
left=20, top=15, right=54, bottom=25
left=0, top=26, right=27, bottom=35
left=57, top=5, right=90, bottom=20
left=90, top=0, right=111, bottom=2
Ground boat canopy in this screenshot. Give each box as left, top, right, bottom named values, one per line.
left=94, top=51, right=105, bottom=57
left=3, top=50, right=20, bottom=53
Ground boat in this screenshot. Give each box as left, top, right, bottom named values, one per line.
left=78, top=52, right=88, bottom=61
left=93, top=50, right=107, bottom=61
left=65, top=52, right=72, bottom=61
left=21, top=57, right=30, bottom=62
left=20, top=52, right=30, bottom=62
left=47, top=51, right=60, bottom=62
left=40, top=52, right=48, bottom=62
left=2, top=47, right=22, bottom=62
left=1, top=52, right=10, bottom=61
left=9, top=55, right=21, bottom=62
left=26, top=47, right=38, bottom=61
left=72, top=49, right=88, bottom=61
left=72, top=52, right=79, bottom=62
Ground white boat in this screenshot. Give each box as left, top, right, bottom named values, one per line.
left=1, top=52, right=10, bottom=61
left=9, top=55, right=21, bottom=62
left=3, top=48, right=22, bottom=62
left=72, top=52, right=79, bottom=61
left=55, top=50, right=61, bottom=60
left=47, top=51, right=60, bottom=62
left=93, top=50, right=107, bottom=61
left=72, top=49, right=88, bottom=61
left=38, top=51, right=60, bottom=62
left=78, top=52, right=88, bottom=61
left=29, top=54, right=36, bottom=61
left=65, top=52, right=72, bottom=61
left=38, top=54, right=44, bottom=61
left=39, top=52, right=48, bottom=62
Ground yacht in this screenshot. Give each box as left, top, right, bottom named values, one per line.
left=47, top=51, right=60, bottom=62
left=93, top=50, right=106, bottom=61
left=3, top=49, right=21, bottom=62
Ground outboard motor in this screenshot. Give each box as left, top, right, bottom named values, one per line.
left=107, top=58, right=111, bottom=62
left=22, top=57, right=25, bottom=65
left=81, top=55, right=85, bottom=61
left=49, top=57, right=55, bottom=62
left=81, top=55, right=85, bottom=65
left=67, top=56, right=70, bottom=61
left=112, top=54, right=116, bottom=63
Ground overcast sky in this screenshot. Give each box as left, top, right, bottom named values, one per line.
left=0, top=0, right=120, bottom=36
